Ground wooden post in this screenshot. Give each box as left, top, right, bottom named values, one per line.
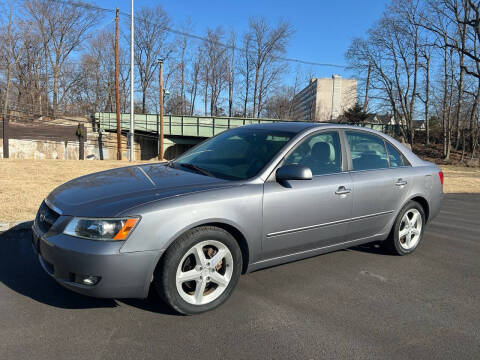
left=79, top=124, right=86, bottom=160
left=115, top=8, right=122, bottom=160
left=2, top=115, right=9, bottom=158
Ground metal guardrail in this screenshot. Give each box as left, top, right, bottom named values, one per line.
left=93, top=112, right=283, bottom=138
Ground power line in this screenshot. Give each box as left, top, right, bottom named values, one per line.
left=49, top=0, right=346, bottom=69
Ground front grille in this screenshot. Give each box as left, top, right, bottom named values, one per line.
left=35, top=201, right=60, bottom=233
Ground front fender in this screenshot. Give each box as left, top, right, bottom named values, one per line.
left=119, top=184, right=264, bottom=265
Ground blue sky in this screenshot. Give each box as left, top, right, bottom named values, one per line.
left=98, top=0, right=389, bottom=81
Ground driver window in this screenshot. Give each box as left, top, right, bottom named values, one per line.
left=284, top=131, right=342, bottom=176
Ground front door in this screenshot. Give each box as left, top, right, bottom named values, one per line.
left=262, top=130, right=353, bottom=260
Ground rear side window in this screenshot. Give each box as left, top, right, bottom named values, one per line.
left=346, top=132, right=389, bottom=171
left=386, top=142, right=405, bottom=168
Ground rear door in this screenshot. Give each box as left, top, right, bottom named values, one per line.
left=261, top=130, right=353, bottom=260
left=344, top=130, right=412, bottom=240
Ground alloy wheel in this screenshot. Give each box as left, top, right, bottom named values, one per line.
left=175, top=240, right=233, bottom=305
left=398, top=208, right=422, bottom=250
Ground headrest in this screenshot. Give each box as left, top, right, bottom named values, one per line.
left=311, top=142, right=331, bottom=163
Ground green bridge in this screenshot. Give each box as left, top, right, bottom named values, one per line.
left=94, top=112, right=282, bottom=138
left=93, top=112, right=286, bottom=159
left=93, top=112, right=395, bottom=159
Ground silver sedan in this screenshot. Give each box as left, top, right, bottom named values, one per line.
left=32, top=123, right=443, bottom=314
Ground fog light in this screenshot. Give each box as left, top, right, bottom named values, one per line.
left=75, top=274, right=100, bottom=286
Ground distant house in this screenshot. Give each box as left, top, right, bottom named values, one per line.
left=366, top=113, right=395, bottom=125
left=366, top=114, right=426, bottom=131
left=413, top=120, right=426, bottom=130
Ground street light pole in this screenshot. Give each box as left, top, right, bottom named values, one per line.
left=129, top=0, right=135, bottom=161
left=115, top=8, right=121, bottom=160
left=158, top=58, right=164, bottom=161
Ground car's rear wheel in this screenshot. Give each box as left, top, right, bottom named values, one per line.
left=154, top=226, right=242, bottom=315
left=384, top=200, right=425, bottom=255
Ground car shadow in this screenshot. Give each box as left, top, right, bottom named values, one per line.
left=120, top=289, right=179, bottom=315
left=348, top=241, right=393, bottom=255
left=0, top=224, right=117, bottom=309
left=0, top=224, right=178, bottom=314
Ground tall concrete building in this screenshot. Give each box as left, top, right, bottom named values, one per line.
left=291, top=75, right=357, bottom=122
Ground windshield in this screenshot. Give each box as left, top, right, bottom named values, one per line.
left=172, top=127, right=295, bottom=180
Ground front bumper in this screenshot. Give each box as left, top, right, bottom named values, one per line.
left=32, top=223, right=163, bottom=299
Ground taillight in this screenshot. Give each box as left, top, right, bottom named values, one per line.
left=438, top=171, right=444, bottom=185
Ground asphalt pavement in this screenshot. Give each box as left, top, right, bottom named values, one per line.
left=0, top=193, right=479, bottom=359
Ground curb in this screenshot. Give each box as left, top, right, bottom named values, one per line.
left=0, top=220, right=33, bottom=233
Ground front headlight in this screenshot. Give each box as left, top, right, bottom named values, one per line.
left=63, top=217, right=139, bottom=241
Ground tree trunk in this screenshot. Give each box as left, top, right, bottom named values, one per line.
left=469, top=76, right=480, bottom=157
left=190, top=82, right=197, bottom=116
left=442, top=44, right=449, bottom=158
left=53, top=66, right=59, bottom=118
left=252, top=64, right=260, bottom=118
left=363, top=63, right=371, bottom=112
left=228, top=71, right=233, bottom=117
left=425, top=55, right=430, bottom=145
left=2, top=64, right=11, bottom=158
left=142, top=87, right=147, bottom=114
left=204, top=83, right=208, bottom=116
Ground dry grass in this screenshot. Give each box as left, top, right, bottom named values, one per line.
left=0, top=159, right=479, bottom=222
left=0, top=159, right=149, bottom=222
left=441, top=165, right=480, bottom=194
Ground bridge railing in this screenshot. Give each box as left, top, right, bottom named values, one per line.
left=93, top=112, right=401, bottom=138
left=93, top=112, right=283, bottom=137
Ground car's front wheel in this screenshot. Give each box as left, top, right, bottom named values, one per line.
left=154, top=226, right=242, bottom=315
left=384, top=200, right=426, bottom=255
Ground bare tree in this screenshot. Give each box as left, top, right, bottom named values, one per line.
left=132, top=5, right=170, bottom=114
left=187, top=52, right=200, bottom=116
left=24, top=0, right=99, bottom=117
left=14, top=23, right=46, bottom=115
left=264, top=85, right=294, bottom=119
left=418, top=46, right=432, bottom=144
left=240, top=32, right=253, bottom=117
left=227, top=30, right=236, bottom=117
left=1, top=4, right=24, bottom=117
left=200, top=28, right=228, bottom=116
left=248, top=17, right=292, bottom=117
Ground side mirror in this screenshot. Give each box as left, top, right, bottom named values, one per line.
left=276, top=164, right=313, bottom=182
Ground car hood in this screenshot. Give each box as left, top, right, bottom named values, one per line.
left=46, top=163, right=230, bottom=217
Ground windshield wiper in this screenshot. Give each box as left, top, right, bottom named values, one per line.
left=179, top=163, right=214, bottom=177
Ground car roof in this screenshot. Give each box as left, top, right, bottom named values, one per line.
left=243, top=121, right=380, bottom=134
left=244, top=121, right=328, bottom=133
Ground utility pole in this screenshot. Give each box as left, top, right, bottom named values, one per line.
left=115, top=8, right=122, bottom=160
left=129, top=0, right=135, bottom=161
left=158, top=58, right=165, bottom=161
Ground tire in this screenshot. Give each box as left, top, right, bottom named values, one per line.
left=154, top=226, right=242, bottom=315
left=383, top=200, right=426, bottom=255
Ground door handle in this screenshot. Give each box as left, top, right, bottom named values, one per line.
left=395, top=179, right=408, bottom=186
left=335, top=186, right=351, bottom=195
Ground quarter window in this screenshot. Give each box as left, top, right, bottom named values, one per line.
left=284, top=131, right=342, bottom=175
left=386, top=142, right=405, bottom=168
left=346, top=132, right=389, bottom=171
